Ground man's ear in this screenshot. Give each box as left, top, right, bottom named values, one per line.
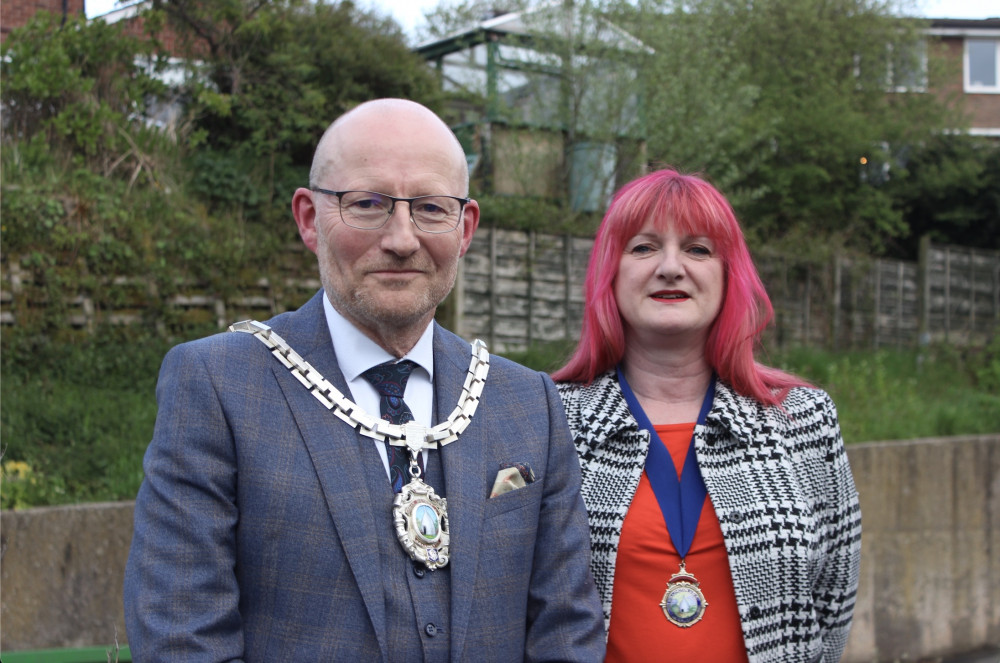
left=458, top=199, right=480, bottom=257
left=292, top=188, right=319, bottom=254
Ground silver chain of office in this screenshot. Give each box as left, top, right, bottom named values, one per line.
left=228, top=320, right=490, bottom=457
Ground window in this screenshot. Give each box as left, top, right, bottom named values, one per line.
left=966, top=38, right=1000, bottom=92
left=853, top=40, right=927, bottom=93
left=888, top=40, right=927, bottom=92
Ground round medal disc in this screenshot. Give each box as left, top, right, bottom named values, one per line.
left=659, top=568, right=708, bottom=627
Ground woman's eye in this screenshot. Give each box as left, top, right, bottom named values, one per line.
left=688, top=245, right=712, bottom=256
left=629, top=244, right=654, bottom=254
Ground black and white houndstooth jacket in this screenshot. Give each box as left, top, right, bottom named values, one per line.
left=557, top=371, right=862, bottom=663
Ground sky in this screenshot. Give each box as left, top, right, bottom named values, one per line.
left=85, top=0, right=1000, bottom=40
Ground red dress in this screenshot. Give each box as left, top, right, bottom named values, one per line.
left=606, top=423, right=750, bottom=663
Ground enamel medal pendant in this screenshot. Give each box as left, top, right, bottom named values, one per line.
left=659, top=561, right=708, bottom=627
left=392, top=455, right=450, bottom=570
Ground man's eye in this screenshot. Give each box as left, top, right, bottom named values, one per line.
left=351, top=197, right=384, bottom=210
left=414, top=202, right=446, bottom=215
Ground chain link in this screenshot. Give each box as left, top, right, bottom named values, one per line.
left=229, top=319, right=489, bottom=449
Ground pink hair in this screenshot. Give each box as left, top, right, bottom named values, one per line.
left=551, top=169, right=808, bottom=406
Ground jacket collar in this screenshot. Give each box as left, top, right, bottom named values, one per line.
left=575, top=370, right=768, bottom=450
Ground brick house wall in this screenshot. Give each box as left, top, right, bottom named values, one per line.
left=1, top=0, right=85, bottom=41
left=929, top=19, right=1000, bottom=135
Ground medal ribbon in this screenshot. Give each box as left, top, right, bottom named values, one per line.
left=616, top=366, right=715, bottom=559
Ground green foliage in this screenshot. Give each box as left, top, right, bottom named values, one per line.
left=4, top=337, right=996, bottom=510
left=0, top=327, right=181, bottom=509
left=1, top=460, right=68, bottom=510
left=0, top=137, right=263, bottom=335
left=151, top=0, right=443, bottom=217
left=969, top=335, right=1000, bottom=395
left=771, top=344, right=1000, bottom=443
left=475, top=193, right=601, bottom=235
left=884, top=134, right=1000, bottom=258
left=1, top=12, right=168, bottom=175
left=500, top=339, right=578, bottom=373
left=616, top=0, right=961, bottom=253
left=0, top=6, right=305, bottom=340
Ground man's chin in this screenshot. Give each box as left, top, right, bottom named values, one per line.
left=354, top=293, right=436, bottom=329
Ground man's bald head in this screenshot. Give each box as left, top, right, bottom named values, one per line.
left=309, top=99, right=469, bottom=195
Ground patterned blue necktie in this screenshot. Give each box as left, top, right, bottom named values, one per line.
left=361, top=359, right=420, bottom=492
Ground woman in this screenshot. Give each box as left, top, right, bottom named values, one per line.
left=553, top=169, right=861, bottom=663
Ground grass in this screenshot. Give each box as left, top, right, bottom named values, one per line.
left=1, top=326, right=195, bottom=509
left=767, top=342, right=1000, bottom=443
left=504, top=337, right=1000, bottom=444
left=2, top=332, right=998, bottom=509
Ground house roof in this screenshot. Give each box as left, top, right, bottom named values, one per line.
left=415, top=1, right=652, bottom=59
left=926, top=17, right=1000, bottom=37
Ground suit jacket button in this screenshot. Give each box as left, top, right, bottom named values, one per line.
left=412, top=562, right=426, bottom=578
left=749, top=606, right=762, bottom=619
left=424, top=623, right=438, bottom=636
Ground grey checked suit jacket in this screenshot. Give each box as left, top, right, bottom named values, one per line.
left=124, top=291, right=604, bottom=662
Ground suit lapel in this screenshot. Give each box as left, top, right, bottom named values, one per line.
left=267, top=293, right=389, bottom=659
left=432, top=326, right=487, bottom=662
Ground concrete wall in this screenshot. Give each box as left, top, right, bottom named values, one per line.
left=843, top=435, right=1000, bottom=662
left=2, top=435, right=998, bottom=658
left=1, top=500, right=132, bottom=651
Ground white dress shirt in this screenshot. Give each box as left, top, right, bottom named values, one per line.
left=322, top=295, right=434, bottom=477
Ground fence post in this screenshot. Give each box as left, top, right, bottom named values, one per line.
left=897, top=261, right=905, bottom=348
left=832, top=255, right=842, bottom=351
left=874, top=259, right=882, bottom=349
left=489, top=226, right=497, bottom=350
left=803, top=264, right=812, bottom=346
left=970, top=248, right=976, bottom=335
left=918, top=235, right=931, bottom=346
left=564, top=233, right=573, bottom=341
left=945, top=246, right=952, bottom=342
left=994, top=262, right=1000, bottom=329
left=527, top=229, right=535, bottom=347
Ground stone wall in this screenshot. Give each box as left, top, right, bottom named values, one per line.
left=2, top=435, right=998, bottom=658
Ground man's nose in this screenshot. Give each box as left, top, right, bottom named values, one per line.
left=379, top=202, right=421, bottom=255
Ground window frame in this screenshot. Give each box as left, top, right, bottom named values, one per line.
left=965, top=37, right=1000, bottom=93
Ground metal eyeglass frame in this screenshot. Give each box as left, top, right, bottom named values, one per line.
left=312, top=188, right=471, bottom=233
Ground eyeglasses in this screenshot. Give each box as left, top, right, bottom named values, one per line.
left=312, top=189, right=470, bottom=233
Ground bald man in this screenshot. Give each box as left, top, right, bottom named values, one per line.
left=124, top=99, right=605, bottom=662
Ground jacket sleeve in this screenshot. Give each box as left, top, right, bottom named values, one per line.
left=812, top=391, right=862, bottom=662
left=523, top=373, right=606, bottom=662
left=123, top=341, right=246, bottom=662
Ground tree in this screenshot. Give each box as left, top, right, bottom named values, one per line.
left=0, top=12, right=232, bottom=336
left=1, top=11, right=168, bottom=176
left=617, top=0, right=965, bottom=254
left=886, top=135, right=1000, bottom=257
left=149, top=0, right=444, bottom=220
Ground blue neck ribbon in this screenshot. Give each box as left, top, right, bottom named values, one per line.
left=616, top=366, right=715, bottom=559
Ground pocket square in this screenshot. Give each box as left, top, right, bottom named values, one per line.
left=489, top=462, right=536, bottom=498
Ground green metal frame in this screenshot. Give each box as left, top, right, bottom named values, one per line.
left=2, top=646, right=132, bottom=663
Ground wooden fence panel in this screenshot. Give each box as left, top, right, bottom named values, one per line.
left=2, top=233, right=997, bottom=352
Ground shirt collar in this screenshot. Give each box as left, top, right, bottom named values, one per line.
left=321, top=294, right=434, bottom=382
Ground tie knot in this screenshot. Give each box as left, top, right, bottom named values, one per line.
left=361, top=359, right=416, bottom=399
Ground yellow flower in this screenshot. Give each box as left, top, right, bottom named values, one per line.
left=2, top=460, right=33, bottom=480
